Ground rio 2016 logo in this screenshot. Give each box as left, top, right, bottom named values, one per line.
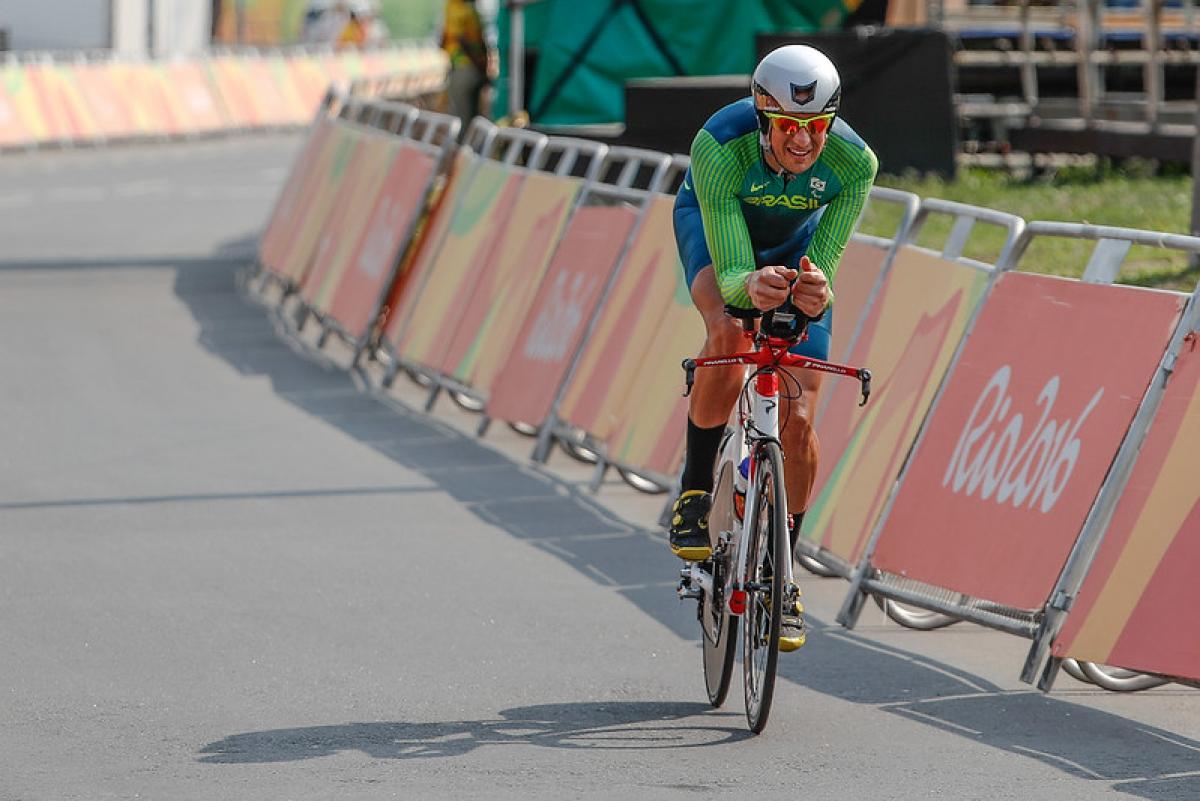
left=942, top=365, right=1104, bottom=514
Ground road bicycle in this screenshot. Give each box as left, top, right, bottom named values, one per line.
left=677, top=302, right=871, bottom=733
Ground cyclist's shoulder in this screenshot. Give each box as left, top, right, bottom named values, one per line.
left=692, top=98, right=759, bottom=173
left=820, top=118, right=878, bottom=179
left=697, top=97, right=759, bottom=148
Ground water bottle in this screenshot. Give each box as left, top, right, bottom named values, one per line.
left=733, top=456, right=749, bottom=519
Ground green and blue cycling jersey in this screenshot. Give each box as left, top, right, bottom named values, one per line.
left=673, top=97, right=878, bottom=349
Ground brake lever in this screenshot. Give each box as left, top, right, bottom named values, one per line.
left=858, top=368, right=872, bottom=407
left=682, top=358, right=697, bottom=397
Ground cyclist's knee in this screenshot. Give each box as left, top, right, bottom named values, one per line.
left=703, top=315, right=744, bottom=354
left=782, top=411, right=818, bottom=448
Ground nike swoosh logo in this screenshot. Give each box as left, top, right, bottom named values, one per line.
left=682, top=178, right=691, bottom=191
left=750, top=182, right=768, bottom=192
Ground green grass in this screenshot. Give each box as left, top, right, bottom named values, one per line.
left=856, top=162, right=1199, bottom=291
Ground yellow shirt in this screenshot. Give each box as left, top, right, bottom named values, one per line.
left=442, top=0, right=486, bottom=70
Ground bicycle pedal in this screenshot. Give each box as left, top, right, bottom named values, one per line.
left=677, top=581, right=702, bottom=601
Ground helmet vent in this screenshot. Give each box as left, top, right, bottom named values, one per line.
left=790, top=81, right=817, bottom=106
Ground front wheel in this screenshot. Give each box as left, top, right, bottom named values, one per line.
left=743, top=441, right=786, bottom=734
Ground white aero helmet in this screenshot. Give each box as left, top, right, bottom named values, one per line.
left=752, top=44, right=841, bottom=121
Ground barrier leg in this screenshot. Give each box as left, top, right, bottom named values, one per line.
left=476, top=416, right=492, bottom=437
left=588, top=457, right=609, bottom=493
left=532, top=416, right=558, bottom=463
left=836, top=561, right=873, bottom=629
left=1037, top=656, right=1064, bottom=692
left=424, top=384, right=442, bottom=413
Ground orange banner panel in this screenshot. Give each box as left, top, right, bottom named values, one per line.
left=382, top=148, right=478, bottom=343
left=0, top=64, right=49, bottom=146
left=557, top=195, right=680, bottom=439
left=326, top=142, right=438, bottom=340
left=208, top=58, right=261, bottom=127
left=828, top=241, right=888, bottom=363
left=239, top=57, right=301, bottom=126
left=26, top=63, right=98, bottom=142
left=259, top=118, right=336, bottom=273
left=802, top=247, right=991, bottom=565
left=301, top=133, right=397, bottom=311
left=390, top=160, right=524, bottom=367
left=165, top=61, right=228, bottom=132
left=70, top=63, right=140, bottom=140
left=1052, top=339, right=1200, bottom=679
left=485, top=205, right=640, bottom=426
left=440, top=172, right=581, bottom=391
left=276, top=124, right=362, bottom=283
left=604, top=266, right=703, bottom=477
left=284, top=57, right=331, bottom=112
left=872, top=273, right=1184, bottom=610
left=107, top=62, right=176, bottom=135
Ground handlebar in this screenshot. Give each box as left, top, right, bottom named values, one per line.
left=685, top=306, right=871, bottom=407
left=723, top=301, right=823, bottom=344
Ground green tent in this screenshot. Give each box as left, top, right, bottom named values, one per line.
left=496, top=0, right=851, bottom=126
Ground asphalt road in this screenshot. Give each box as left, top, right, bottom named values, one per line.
left=1, top=134, right=1198, bottom=801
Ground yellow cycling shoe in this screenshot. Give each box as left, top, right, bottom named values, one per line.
left=668, top=490, right=712, bottom=561
left=779, top=597, right=806, bottom=653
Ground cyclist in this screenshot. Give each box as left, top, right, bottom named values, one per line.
left=668, top=44, right=878, bottom=650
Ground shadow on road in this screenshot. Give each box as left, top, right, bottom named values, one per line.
left=178, top=244, right=1200, bottom=800
left=198, top=701, right=748, bottom=763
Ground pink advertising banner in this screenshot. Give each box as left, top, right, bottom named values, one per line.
left=440, top=172, right=582, bottom=391
left=871, top=273, right=1184, bottom=610
left=485, top=205, right=640, bottom=426
left=557, top=195, right=680, bottom=439
left=802, top=247, right=991, bottom=566
left=325, top=141, right=438, bottom=340
left=1052, top=334, right=1200, bottom=680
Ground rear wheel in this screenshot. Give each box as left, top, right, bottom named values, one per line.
left=701, top=458, right=739, bottom=707
left=743, top=441, right=786, bottom=734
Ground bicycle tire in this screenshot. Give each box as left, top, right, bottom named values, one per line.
left=701, top=458, right=739, bottom=707
left=743, top=440, right=786, bottom=734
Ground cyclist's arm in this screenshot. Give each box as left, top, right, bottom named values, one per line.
left=805, top=140, right=879, bottom=307
left=691, top=129, right=757, bottom=308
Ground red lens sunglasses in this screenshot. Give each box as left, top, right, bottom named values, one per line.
left=763, top=111, right=834, bottom=137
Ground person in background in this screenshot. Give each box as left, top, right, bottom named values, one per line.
left=339, top=1, right=389, bottom=47
left=303, top=0, right=350, bottom=44
left=441, top=0, right=492, bottom=133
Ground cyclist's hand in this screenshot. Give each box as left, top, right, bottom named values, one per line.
left=746, top=266, right=798, bottom=310
left=791, top=256, right=829, bottom=318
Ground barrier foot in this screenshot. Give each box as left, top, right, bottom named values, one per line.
left=382, top=362, right=398, bottom=389
left=424, top=384, right=441, bottom=413
left=254, top=267, right=272, bottom=296
left=588, top=458, right=609, bottom=493
left=317, top=324, right=331, bottom=350
left=835, top=563, right=872, bottom=630
left=532, top=418, right=558, bottom=464
left=656, top=496, right=673, bottom=529
left=476, top=416, right=492, bottom=437
left=1037, top=656, right=1064, bottom=692
left=1020, top=614, right=1059, bottom=686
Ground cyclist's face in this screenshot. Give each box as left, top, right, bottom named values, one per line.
left=767, top=116, right=827, bottom=175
